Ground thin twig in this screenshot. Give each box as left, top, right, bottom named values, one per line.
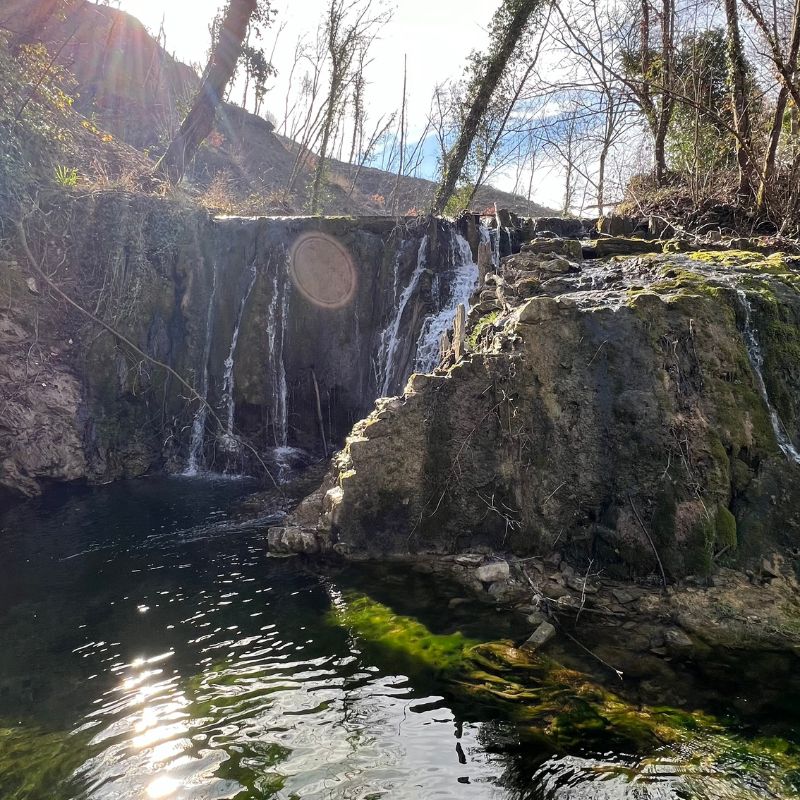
left=628, top=493, right=668, bottom=590
left=16, top=214, right=280, bottom=490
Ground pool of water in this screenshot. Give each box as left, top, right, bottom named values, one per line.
left=1, top=478, right=799, bottom=800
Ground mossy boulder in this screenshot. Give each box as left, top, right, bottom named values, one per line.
left=295, top=250, right=800, bottom=580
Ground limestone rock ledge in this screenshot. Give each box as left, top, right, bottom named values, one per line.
left=270, top=249, right=800, bottom=582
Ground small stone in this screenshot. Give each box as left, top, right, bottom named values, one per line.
left=611, top=587, right=635, bottom=605
left=566, top=576, right=598, bottom=594
left=762, top=558, right=780, bottom=578
left=526, top=610, right=546, bottom=626
left=522, top=621, right=556, bottom=651
left=517, top=297, right=563, bottom=324
left=476, top=560, right=510, bottom=583
left=541, top=581, right=571, bottom=600
left=456, top=554, right=484, bottom=567
left=544, top=552, right=562, bottom=567
left=448, top=597, right=470, bottom=609
left=664, top=628, right=693, bottom=651
left=559, top=563, right=575, bottom=578
left=26, top=277, right=39, bottom=295
left=537, top=256, right=571, bottom=274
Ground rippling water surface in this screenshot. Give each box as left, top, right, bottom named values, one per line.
left=1, top=478, right=799, bottom=800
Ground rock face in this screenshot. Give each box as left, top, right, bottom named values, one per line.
left=532, top=217, right=586, bottom=238
left=0, top=194, right=485, bottom=497
left=287, top=247, right=800, bottom=579
left=0, top=275, right=86, bottom=498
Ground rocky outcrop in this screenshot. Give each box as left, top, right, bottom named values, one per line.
left=0, top=268, right=86, bottom=497
left=275, top=245, right=800, bottom=580
left=0, top=194, right=485, bottom=497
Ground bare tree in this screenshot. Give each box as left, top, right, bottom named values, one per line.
left=740, top=0, right=800, bottom=207
left=431, top=0, right=544, bottom=215
left=309, top=0, right=391, bottom=214
left=724, top=0, right=755, bottom=196
left=154, top=0, right=263, bottom=185
left=390, top=54, right=407, bottom=216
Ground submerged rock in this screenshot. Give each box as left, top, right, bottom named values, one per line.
left=522, top=621, right=556, bottom=651
left=476, top=560, right=511, bottom=583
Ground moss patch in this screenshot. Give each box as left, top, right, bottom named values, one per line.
left=468, top=311, right=500, bottom=350
left=715, top=505, right=738, bottom=551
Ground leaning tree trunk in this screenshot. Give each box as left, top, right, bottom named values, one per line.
left=154, top=0, right=257, bottom=185
left=431, top=0, right=542, bottom=215
left=758, top=85, right=789, bottom=210
left=724, top=0, right=754, bottom=198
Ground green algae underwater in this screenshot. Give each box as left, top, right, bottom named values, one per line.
left=327, top=588, right=800, bottom=799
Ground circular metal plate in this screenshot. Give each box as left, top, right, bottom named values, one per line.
left=289, top=232, right=357, bottom=309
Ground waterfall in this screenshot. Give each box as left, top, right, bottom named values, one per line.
left=414, top=233, right=478, bottom=373
left=185, top=258, right=219, bottom=476
left=479, top=223, right=495, bottom=269
left=493, top=207, right=502, bottom=267
left=379, top=235, right=428, bottom=396
left=737, top=289, right=800, bottom=464
left=266, top=257, right=290, bottom=447
left=219, top=261, right=258, bottom=452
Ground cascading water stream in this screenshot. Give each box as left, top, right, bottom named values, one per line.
left=266, top=256, right=290, bottom=448
left=379, top=235, right=428, bottom=396
left=479, top=222, right=494, bottom=269
left=219, top=261, right=257, bottom=452
left=493, top=206, right=502, bottom=268
left=414, top=233, right=478, bottom=373
left=736, top=289, right=800, bottom=464
left=185, top=258, right=219, bottom=476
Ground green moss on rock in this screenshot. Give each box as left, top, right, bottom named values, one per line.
left=715, top=505, right=738, bottom=550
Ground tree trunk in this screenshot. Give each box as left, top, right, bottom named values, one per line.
left=724, top=0, right=754, bottom=197
left=431, top=0, right=542, bottom=215
left=758, top=84, right=789, bottom=210
left=654, top=114, right=669, bottom=184
left=309, top=82, right=339, bottom=214
left=154, top=0, right=257, bottom=185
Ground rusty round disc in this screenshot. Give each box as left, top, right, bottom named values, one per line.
left=289, top=232, right=357, bottom=309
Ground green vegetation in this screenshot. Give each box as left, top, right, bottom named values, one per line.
left=468, top=310, right=500, bottom=349
left=54, top=165, right=78, bottom=188
left=328, top=590, right=800, bottom=795
left=0, top=722, right=92, bottom=800
left=715, top=505, right=738, bottom=550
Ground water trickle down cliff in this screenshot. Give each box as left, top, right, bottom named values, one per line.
left=185, top=257, right=219, bottom=476
left=736, top=289, right=800, bottom=464
left=0, top=195, right=488, bottom=496
left=180, top=216, right=483, bottom=476
left=414, top=233, right=479, bottom=373
left=220, top=261, right=257, bottom=454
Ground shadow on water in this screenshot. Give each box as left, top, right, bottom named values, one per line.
left=0, top=477, right=799, bottom=799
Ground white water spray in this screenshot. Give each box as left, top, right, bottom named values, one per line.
left=185, top=259, right=219, bottom=475
left=737, top=289, right=800, bottom=464
left=414, top=233, right=478, bottom=373
left=219, top=262, right=257, bottom=450
left=379, top=235, right=428, bottom=396
left=266, top=260, right=290, bottom=447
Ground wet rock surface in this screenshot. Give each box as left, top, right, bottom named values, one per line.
left=0, top=198, right=483, bottom=497
left=270, top=229, right=800, bottom=614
